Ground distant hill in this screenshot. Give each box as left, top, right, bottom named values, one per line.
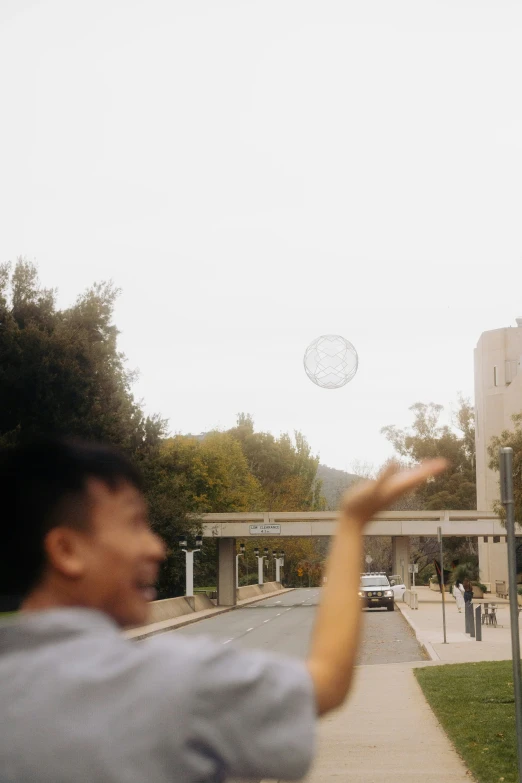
left=316, top=464, right=360, bottom=510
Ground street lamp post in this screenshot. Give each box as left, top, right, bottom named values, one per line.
left=275, top=551, right=285, bottom=584
left=236, top=543, right=245, bottom=589
left=500, top=447, right=522, bottom=782
left=179, top=534, right=203, bottom=597
left=254, top=547, right=266, bottom=585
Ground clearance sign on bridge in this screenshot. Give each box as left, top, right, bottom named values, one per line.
left=249, top=524, right=281, bottom=535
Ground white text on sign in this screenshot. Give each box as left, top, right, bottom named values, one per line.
left=249, top=524, right=281, bottom=535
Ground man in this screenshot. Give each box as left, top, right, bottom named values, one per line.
left=0, top=439, right=445, bottom=782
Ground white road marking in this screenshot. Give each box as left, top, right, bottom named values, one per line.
left=263, top=619, right=270, bottom=623
left=276, top=613, right=281, bottom=616
left=246, top=627, right=254, bottom=632
left=222, top=639, right=233, bottom=644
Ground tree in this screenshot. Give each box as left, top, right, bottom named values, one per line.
left=488, top=412, right=522, bottom=526
left=0, top=259, right=163, bottom=451
left=381, top=398, right=478, bottom=579
left=381, top=398, right=476, bottom=510
left=228, top=413, right=326, bottom=511
left=144, top=432, right=266, bottom=597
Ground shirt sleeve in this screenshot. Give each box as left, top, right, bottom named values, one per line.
left=180, top=639, right=316, bottom=781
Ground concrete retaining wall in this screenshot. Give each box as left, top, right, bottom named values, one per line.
left=146, top=593, right=215, bottom=625
left=143, top=582, right=282, bottom=627
left=237, top=582, right=281, bottom=601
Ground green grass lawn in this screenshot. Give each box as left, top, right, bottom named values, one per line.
left=415, top=661, right=519, bottom=783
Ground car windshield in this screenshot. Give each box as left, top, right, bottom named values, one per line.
left=361, top=576, right=390, bottom=587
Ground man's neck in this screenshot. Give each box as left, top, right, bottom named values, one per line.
left=21, top=585, right=80, bottom=614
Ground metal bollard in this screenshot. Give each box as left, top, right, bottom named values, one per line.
left=470, top=603, right=475, bottom=638
left=465, top=603, right=470, bottom=633
left=475, top=606, right=482, bottom=641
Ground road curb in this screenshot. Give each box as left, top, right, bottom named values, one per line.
left=396, top=601, right=440, bottom=661
left=129, top=588, right=296, bottom=641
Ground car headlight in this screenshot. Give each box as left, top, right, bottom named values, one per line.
left=358, top=591, right=364, bottom=597
left=385, top=590, right=393, bottom=597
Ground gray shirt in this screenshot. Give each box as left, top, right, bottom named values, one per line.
left=0, top=609, right=315, bottom=782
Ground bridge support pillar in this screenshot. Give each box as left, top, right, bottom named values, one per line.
left=392, top=536, right=411, bottom=588
left=217, top=538, right=237, bottom=606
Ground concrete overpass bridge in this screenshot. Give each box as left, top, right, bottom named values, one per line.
left=201, top=510, right=503, bottom=606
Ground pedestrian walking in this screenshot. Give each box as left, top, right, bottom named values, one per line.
left=463, top=577, right=474, bottom=605
left=453, top=578, right=465, bottom=613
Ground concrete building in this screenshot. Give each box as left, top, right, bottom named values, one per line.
left=475, top=317, right=522, bottom=587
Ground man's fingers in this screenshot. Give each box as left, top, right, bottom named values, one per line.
left=376, top=460, right=400, bottom=484
left=384, top=458, right=448, bottom=500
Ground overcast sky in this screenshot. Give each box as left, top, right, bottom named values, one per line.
left=1, top=0, right=521, bottom=472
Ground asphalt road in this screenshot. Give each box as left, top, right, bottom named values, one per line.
left=174, top=587, right=425, bottom=665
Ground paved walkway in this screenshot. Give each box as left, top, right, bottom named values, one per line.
left=292, top=661, right=471, bottom=783
left=398, top=585, right=516, bottom=662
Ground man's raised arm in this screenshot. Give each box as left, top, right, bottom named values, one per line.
left=306, top=459, right=447, bottom=715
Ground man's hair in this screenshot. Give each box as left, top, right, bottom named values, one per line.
left=0, top=438, right=143, bottom=609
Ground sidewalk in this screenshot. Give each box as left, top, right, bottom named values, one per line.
left=293, top=661, right=471, bottom=783
left=397, top=585, right=516, bottom=662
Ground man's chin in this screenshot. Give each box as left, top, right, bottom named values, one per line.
left=112, top=598, right=151, bottom=630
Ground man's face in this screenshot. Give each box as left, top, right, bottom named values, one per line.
left=68, top=479, right=166, bottom=628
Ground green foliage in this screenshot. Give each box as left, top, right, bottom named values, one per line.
left=381, top=398, right=476, bottom=510
left=142, top=433, right=264, bottom=597
left=228, top=413, right=326, bottom=511
left=451, top=561, right=480, bottom=585
left=488, top=413, right=522, bottom=526
left=381, top=398, right=478, bottom=577
left=416, top=662, right=519, bottom=783
left=0, top=259, right=164, bottom=451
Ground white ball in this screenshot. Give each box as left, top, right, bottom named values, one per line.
left=303, top=335, right=358, bottom=389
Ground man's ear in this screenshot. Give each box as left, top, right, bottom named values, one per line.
left=44, top=527, right=87, bottom=579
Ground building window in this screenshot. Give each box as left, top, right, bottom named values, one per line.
left=483, top=536, right=489, bottom=543
left=493, top=535, right=500, bottom=543
left=493, top=366, right=498, bottom=386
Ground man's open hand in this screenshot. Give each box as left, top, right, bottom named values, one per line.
left=341, top=459, right=448, bottom=528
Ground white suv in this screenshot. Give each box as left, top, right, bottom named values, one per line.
left=359, top=573, right=395, bottom=611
